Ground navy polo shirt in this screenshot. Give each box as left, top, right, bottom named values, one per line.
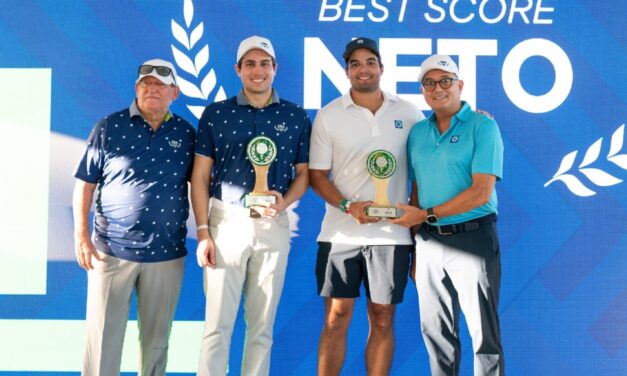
left=74, top=100, right=196, bottom=262
left=195, top=89, right=311, bottom=206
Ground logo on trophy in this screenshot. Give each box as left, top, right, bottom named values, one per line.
left=244, top=136, right=277, bottom=210
left=365, top=150, right=398, bottom=218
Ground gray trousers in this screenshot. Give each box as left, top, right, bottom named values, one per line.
left=414, top=221, right=504, bottom=376
left=82, top=253, right=184, bottom=376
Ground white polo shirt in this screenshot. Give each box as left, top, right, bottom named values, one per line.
left=310, top=90, right=425, bottom=245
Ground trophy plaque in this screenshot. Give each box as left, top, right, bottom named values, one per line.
left=244, top=136, right=277, bottom=209
left=365, top=150, right=398, bottom=218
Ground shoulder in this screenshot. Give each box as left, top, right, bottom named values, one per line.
left=277, top=99, right=310, bottom=119
left=201, top=97, right=238, bottom=116
left=317, top=95, right=344, bottom=115
left=98, top=108, right=131, bottom=130
left=170, top=114, right=196, bottom=132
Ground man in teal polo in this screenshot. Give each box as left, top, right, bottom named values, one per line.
left=392, top=54, right=505, bottom=375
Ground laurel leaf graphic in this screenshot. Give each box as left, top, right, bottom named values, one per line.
left=608, top=124, right=624, bottom=157
left=579, top=168, right=622, bottom=186
left=195, top=45, right=209, bottom=73
left=215, top=86, right=227, bottom=102
left=547, top=174, right=596, bottom=196
left=201, top=69, right=217, bottom=98
left=171, top=20, right=189, bottom=50
left=608, top=155, right=627, bottom=169
left=187, top=105, right=206, bottom=119
left=171, top=45, right=198, bottom=77
left=553, top=150, right=577, bottom=177
left=579, top=137, right=602, bottom=168
left=172, top=0, right=228, bottom=119
left=177, top=76, right=205, bottom=99
left=190, top=22, right=203, bottom=49
left=184, top=0, right=193, bottom=28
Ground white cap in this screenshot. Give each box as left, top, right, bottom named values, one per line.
left=136, top=58, right=178, bottom=86
left=418, top=55, right=460, bottom=82
left=236, top=35, right=275, bottom=63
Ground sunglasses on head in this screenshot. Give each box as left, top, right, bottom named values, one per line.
left=138, top=64, right=173, bottom=78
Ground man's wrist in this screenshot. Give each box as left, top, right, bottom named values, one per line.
left=339, top=199, right=352, bottom=215
left=196, top=224, right=209, bottom=231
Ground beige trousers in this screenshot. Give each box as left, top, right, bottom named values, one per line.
left=197, top=198, right=291, bottom=376
left=82, top=254, right=184, bottom=376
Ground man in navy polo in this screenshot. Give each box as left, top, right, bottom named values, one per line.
left=392, top=54, right=505, bottom=375
left=192, top=35, right=311, bottom=376
left=73, top=58, right=195, bottom=375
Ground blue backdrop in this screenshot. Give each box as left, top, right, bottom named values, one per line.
left=0, top=0, right=625, bottom=375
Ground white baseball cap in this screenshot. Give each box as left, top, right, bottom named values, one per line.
left=236, top=35, right=276, bottom=63
left=136, top=58, right=178, bottom=86
left=418, top=55, right=460, bottom=83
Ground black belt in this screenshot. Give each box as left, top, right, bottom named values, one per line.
left=425, top=213, right=496, bottom=236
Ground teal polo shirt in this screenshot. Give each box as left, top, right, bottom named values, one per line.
left=407, top=102, right=504, bottom=225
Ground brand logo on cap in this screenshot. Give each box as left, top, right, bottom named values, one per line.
left=437, top=59, right=450, bottom=67
left=357, top=39, right=364, bottom=44
left=260, top=41, right=269, bottom=48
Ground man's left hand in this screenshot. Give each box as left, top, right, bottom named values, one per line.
left=389, top=203, right=424, bottom=228
left=252, top=190, right=286, bottom=218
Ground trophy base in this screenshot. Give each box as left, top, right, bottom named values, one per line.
left=244, top=194, right=277, bottom=208
left=365, top=206, right=399, bottom=218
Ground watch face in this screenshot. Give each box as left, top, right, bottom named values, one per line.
left=426, top=215, right=438, bottom=224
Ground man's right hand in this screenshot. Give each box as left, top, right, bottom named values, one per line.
left=348, top=201, right=381, bottom=224
left=196, top=233, right=216, bottom=268
left=74, top=234, right=101, bottom=271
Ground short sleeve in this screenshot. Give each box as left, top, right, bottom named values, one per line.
left=294, top=110, right=312, bottom=164
left=472, top=117, right=504, bottom=180
left=73, top=119, right=105, bottom=183
left=309, top=111, right=333, bottom=170
left=194, top=106, right=216, bottom=159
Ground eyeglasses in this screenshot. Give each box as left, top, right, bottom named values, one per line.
left=138, top=65, right=174, bottom=79
left=422, top=77, right=458, bottom=91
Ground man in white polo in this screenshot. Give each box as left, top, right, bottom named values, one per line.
left=309, top=37, right=425, bottom=375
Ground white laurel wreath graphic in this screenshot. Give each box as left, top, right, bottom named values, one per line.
left=544, top=123, right=627, bottom=196
left=171, top=0, right=226, bottom=119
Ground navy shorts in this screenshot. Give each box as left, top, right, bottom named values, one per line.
left=315, top=242, right=412, bottom=304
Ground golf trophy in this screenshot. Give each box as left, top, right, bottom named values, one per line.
left=244, top=136, right=277, bottom=213
left=365, top=150, right=398, bottom=218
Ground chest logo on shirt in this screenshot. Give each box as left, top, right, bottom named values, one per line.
left=169, top=140, right=182, bottom=148
left=450, top=135, right=460, bottom=143
left=274, top=123, right=288, bottom=132
left=394, top=120, right=403, bottom=129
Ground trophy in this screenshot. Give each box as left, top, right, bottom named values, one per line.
left=244, top=136, right=277, bottom=210
left=365, top=150, right=398, bottom=218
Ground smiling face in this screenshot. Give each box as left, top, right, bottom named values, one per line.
left=345, top=48, right=383, bottom=94
left=135, top=76, right=179, bottom=116
left=236, top=48, right=277, bottom=98
left=421, top=69, right=464, bottom=114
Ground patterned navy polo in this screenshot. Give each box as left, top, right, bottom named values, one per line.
left=195, top=90, right=311, bottom=206
left=74, top=100, right=196, bottom=262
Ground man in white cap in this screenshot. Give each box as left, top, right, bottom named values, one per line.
left=192, top=36, right=311, bottom=375
left=392, top=54, right=505, bottom=375
left=73, top=58, right=195, bottom=375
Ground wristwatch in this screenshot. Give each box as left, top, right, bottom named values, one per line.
left=426, top=207, right=438, bottom=224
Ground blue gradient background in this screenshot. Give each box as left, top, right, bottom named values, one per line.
left=0, top=0, right=625, bottom=374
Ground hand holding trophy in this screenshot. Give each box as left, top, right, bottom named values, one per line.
left=244, top=136, right=277, bottom=216
left=365, top=150, right=399, bottom=218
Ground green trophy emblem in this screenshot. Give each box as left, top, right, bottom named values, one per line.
left=245, top=136, right=278, bottom=211
left=365, top=150, right=399, bottom=218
